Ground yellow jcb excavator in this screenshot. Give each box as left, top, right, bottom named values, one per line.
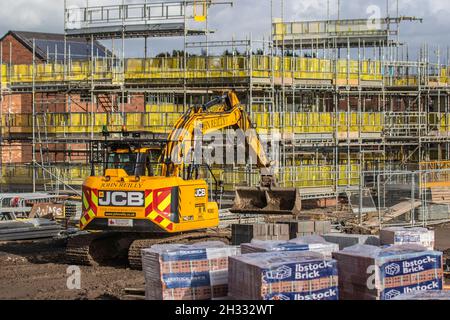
left=66, top=91, right=301, bottom=269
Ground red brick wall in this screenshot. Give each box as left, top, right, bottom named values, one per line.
left=0, top=34, right=43, bottom=65
left=0, top=143, right=72, bottom=164
left=125, top=94, right=145, bottom=112
left=0, top=143, right=32, bottom=164
left=1, top=93, right=32, bottom=113
left=1, top=92, right=146, bottom=166
left=36, top=93, right=67, bottom=113
left=2, top=93, right=146, bottom=114
left=66, top=143, right=89, bottom=162
left=66, top=94, right=145, bottom=113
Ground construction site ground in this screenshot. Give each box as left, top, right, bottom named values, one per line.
left=0, top=238, right=144, bottom=300
left=0, top=224, right=449, bottom=300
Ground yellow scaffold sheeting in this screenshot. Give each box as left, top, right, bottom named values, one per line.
left=4, top=112, right=449, bottom=135
left=1, top=55, right=422, bottom=85
left=279, top=164, right=360, bottom=188
left=0, top=64, right=7, bottom=86
left=252, top=112, right=384, bottom=133
left=0, top=165, right=102, bottom=185
left=1, top=162, right=359, bottom=189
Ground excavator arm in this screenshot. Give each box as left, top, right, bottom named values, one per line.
left=161, top=90, right=301, bottom=215
left=161, top=91, right=273, bottom=182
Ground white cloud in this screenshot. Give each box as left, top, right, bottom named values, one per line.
left=0, top=0, right=449, bottom=57
left=0, top=0, right=62, bottom=33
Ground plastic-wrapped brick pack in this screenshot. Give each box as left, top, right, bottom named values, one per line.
left=380, top=227, right=435, bottom=250
left=141, top=241, right=240, bottom=300
left=240, top=235, right=339, bottom=259
left=323, top=233, right=380, bottom=250
left=333, top=244, right=443, bottom=300
left=229, top=251, right=339, bottom=301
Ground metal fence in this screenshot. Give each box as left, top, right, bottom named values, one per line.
left=365, top=169, right=450, bottom=228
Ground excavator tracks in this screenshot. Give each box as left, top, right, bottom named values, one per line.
left=66, top=230, right=231, bottom=269
left=66, top=233, right=102, bottom=266
left=66, top=232, right=138, bottom=267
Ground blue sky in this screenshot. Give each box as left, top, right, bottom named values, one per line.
left=0, top=0, right=448, bottom=59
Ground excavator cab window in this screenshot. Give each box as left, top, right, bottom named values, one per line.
left=106, top=147, right=162, bottom=177
left=146, top=150, right=162, bottom=177
left=107, top=152, right=139, bottom=176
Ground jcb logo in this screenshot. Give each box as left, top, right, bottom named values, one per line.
left=195, top=188, right=206, bottom=198
left=98, top=191, right=145, bottom=207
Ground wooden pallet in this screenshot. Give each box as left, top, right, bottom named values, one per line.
left=122, top=288, right=145, bottom=300
left=430, top=187, right=450, bottom=204
left=365, top=201, right=421, bottom=227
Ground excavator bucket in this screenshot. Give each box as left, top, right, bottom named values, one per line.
left=231, top=187, right=302, bottom=215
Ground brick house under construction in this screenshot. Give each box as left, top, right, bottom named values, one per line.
left=0, top=31, right=147, bottom=164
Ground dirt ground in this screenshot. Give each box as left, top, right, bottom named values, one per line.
left=0, top=238, right=144, bottom=300
left=0, top=224, right=449, bottom=300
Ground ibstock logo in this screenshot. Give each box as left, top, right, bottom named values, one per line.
left=404, top=281, right=440, bottom=294
left=270, top=294, right=291, bottom=301
left=384, top=289, right=402, bottom=300
left=66, top=5, right=82, bottom=29
left=384, top=263, right=401, bottom=276
left=265, top=265, right=292, bottom=281
left=98, top=191, right=145, bottom=207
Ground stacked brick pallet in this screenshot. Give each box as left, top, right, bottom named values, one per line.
left=240, top=236, right=339, bottom=259
left=142, top=242, right=239, bottom=300
left=232, top=224, right=290, bottom=245
left=228, top=251, right=339, bottom=300
left=279, top=220, right=332, bottom=239
left=429, top=186, right=450, bottom=204
left=323, top=234, right=380, bottom=250
left=281, top=220, right=315, bottom=238
left=380, top=227, right=435, bottom=250
left=232, top=221, right=332, bottom=246
left=333, top=244, right=443, bottom=300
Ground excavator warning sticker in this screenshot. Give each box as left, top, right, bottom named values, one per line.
left=108, top=219, right=133, bottom=227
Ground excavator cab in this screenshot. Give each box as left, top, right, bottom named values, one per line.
left=105, top=143, right=162, bottom=177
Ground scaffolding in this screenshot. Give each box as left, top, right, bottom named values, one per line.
left=2, top=0, right=450, bottom=228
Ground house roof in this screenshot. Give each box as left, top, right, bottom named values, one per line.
left=1, top=31, right=110, bottom=62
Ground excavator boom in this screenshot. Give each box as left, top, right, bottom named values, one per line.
left=161, top=91, right=301, bottom=215
left=161, top=91, right=272, bottom=178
